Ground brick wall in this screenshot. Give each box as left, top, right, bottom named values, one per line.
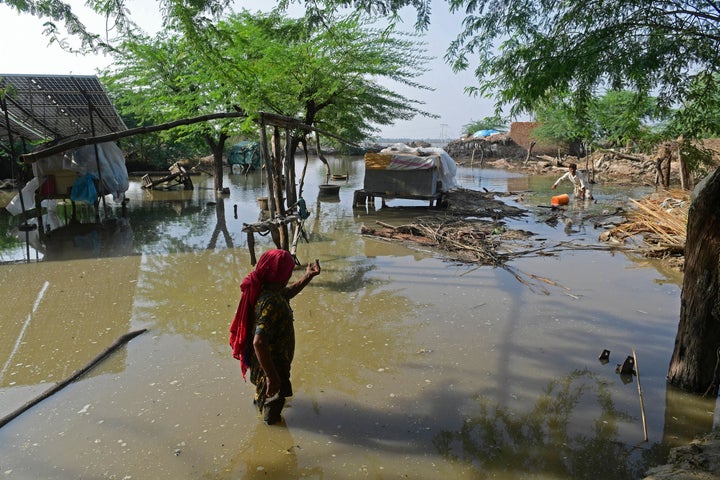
left=509, top=122, right=563, bottom=156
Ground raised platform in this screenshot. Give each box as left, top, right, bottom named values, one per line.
left=352, top=189, right=444, bottom=208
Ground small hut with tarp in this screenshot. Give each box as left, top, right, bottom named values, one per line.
left=1, top=74, right=129, bottom=239
left=228, top=141, right=263, bottom=173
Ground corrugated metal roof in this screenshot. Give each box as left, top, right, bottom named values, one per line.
left=0, top=74, right=126, bottom=144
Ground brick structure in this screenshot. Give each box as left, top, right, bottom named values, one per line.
left=509, top=122, right=562, bottom=156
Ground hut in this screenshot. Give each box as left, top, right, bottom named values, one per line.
left=228, top=141, right=263, bottom=173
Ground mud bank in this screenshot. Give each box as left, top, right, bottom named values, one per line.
left=644, top=430, right=720, bottom=479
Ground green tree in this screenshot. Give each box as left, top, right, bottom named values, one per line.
left=216, top=11, right=433, bottom=155
left=101, top=10, right=432, bottom=191
left=102, top=31, right=245, bottom=191
left=533, top=90, right=662, bottom=154
left=666, top=73, right=720, bottom=140
left=590, top=91, right=661, bottom=149
left=439, top=1, right=720, bottom=119
left=532, top=96, right=591, bottom=153
left=461, top=115, right=508, bottom=136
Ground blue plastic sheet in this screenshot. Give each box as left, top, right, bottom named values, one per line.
left=70, top=173, right=98, bottom=204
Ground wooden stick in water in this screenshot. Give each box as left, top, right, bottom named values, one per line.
left=633, top=347, right=649, bottom=442
left=0, top=329, right=147, bottom=429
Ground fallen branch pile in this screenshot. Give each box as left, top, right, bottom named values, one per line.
left=602, top=189, right=688, bottom=266
left=361, top=216, right=530, bottom=266
left=361, top=216, right=622, bottom=294
left=362, top=216, right=619, bottom=265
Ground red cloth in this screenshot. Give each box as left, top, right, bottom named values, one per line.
left=229, top=249, right=296, bottom=379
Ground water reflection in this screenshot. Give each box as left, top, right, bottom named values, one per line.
left=434, top=368, right=657, bottom=479
left=217, top=422, right=323, bottom=479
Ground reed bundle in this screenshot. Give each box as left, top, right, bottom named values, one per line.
left=609, top=189, right=689, bottom=257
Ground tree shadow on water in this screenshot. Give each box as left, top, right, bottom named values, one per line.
left=433, top=368, right=668, bottom=479
left=260, top=369, right=675, bottom=479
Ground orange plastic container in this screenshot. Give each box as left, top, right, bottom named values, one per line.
left=551, top=193, right=569, bottom=206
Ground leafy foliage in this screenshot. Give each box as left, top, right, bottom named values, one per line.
left=441, top=0, right=720, bottom=128
left=3, top=0, right=137, bottom=52
left=102, top=9, right=434, bottom=146
left=278, top=0, right=433, bottom=30
left=533, top=90, right=666, bottom=152
left=215, top=11, right=434, bottom=144
left=461, top=115, right=508, bottom=135
left=665, top=73, right=720, bottom=140
left=101, top=30, right=242, bottom=167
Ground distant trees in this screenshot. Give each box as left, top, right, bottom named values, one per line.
left=532, top=91, right=663, bottom=155
left=461, top=115, right=508, bottom=136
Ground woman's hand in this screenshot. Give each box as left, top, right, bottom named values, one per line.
left=265, top=373, right=281, bottom=398
left=306, top=259, right=321, bottom=278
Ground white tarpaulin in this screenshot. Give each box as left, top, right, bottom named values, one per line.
left=6, top=142, right=129, bottom=215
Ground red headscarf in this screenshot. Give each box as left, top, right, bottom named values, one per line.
left=229, top=249, right=296, bottom=379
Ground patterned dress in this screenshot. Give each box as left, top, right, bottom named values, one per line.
left=249, top=288, right=295, bottom=408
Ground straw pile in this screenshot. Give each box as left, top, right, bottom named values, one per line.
left=604, top=189, right=689, bottom=264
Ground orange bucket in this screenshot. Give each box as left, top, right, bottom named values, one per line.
left=551, top=193, right=569, bottom=206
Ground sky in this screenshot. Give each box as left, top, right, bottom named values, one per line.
left=0, top=0, right=499, bottom=140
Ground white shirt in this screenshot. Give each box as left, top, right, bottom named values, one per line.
left=553, top=170, right=590, bottom=197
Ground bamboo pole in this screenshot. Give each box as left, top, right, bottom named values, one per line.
left=0, top=329, right=147, bottom=429
left=21, top=112, right=248, bottom=163
left=633, top=347, right=649, bottom=442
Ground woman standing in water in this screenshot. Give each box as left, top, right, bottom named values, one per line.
left=229, top=249, right=321, bottom=424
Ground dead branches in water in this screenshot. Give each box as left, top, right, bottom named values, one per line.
left=362, top=215, right=617, bottom=267
left=359, top=188, right=622, bottom=293
left=361, top=216, right=525, bottom=266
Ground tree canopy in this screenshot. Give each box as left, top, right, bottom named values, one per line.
left=214, top=11, right=433, bottom=143
left=533, top=91, right=664, bottom=152
left=100, top=8, right=433, bottom=185
left=443, top=1, right=720, bottom=124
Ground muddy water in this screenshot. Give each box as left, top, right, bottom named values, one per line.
left=0, top=156, right=717, bottom=479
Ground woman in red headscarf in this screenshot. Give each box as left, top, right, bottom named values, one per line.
left=229, top=249, right=321, bottom=424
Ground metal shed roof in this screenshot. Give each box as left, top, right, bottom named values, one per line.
left=0, top=74, right=126, bottom=144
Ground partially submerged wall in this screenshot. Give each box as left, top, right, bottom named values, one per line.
left=509, top=122, right=560, bottom=156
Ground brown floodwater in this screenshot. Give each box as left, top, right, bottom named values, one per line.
left=0, top=156, right=716, bottom=479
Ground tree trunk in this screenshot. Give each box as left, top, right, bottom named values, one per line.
left=667, top=168, right=720, bottom=395
left=663, top=152, right=672, bottom=188
left=206, top=132, right=227, bottom=192
left=271, top=127, right=288, bottom=250
left=523, top=141, right=536, bottom=165
left=316, top=133, right=330, bottom=181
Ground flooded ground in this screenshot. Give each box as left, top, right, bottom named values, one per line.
left=0, top=156, right=717, bottom=479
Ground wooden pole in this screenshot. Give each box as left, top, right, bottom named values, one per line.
left=21, top=112, right=248, bottom=163
left=259, top=122, right=276, bottom=218
left=0, top=329, right=147, bottom=429
left=632, top=347, right=649, bottom=442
